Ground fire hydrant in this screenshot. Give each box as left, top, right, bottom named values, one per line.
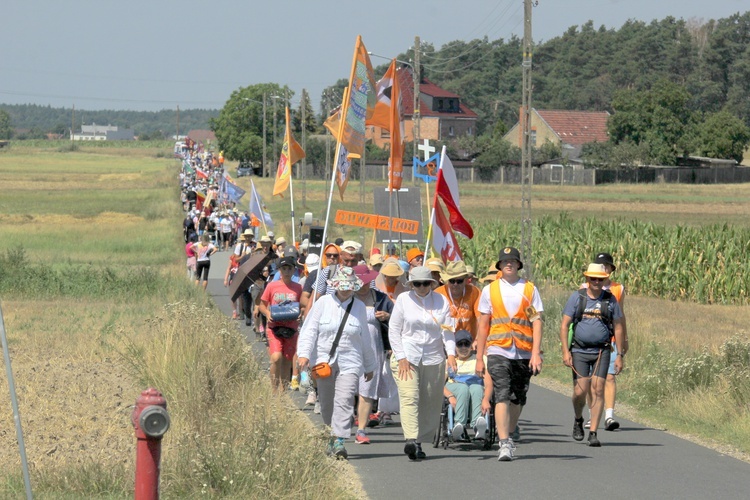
left=132, top=388, right=171, bottom=500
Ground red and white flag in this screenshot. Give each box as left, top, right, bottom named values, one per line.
left=195, top=166, right=208, bottom=180
left=430, top=198, right=463, bottom=262
left=436, top=145, right=473, bottom=239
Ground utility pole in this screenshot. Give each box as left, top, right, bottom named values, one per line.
left=262, top=92, right=267, bottom=177
left=71, top=104, right=75, bottom=140
left=272, top=96, right=278, bottom=177
left=520, top=0, right=534, bottom=279
left=301, top=89, right=307, bottom=208
left=413, top=36, right=421, bottom=163
left=176, top=105, right=180, bottom=140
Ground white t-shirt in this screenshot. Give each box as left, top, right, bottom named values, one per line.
left=478, top=278, right=543, bottom=360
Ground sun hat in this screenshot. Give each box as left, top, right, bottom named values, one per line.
left=369, top=254, right=385, bottom=267
left=441, top=261, right=469, bottom=282
left=241, top=229, right=255, bottom=240
left=353, top=264, right=379, bottom=284
left=260, top=235, right=272, bottom=243
left=594, top=252, right=617, bottom=271
left=275, top=237, right=287, bottom=245
left=455, top=330, right=473, bottom=345
left=406, top=248, right=424, bottom=263
left=408, top=266, right=436, bottom=283
left=341, top=240, right=363, bottom=254
left=304, top=253, right=320, bottom=271
left=300, top=238, right=309, bottom=250
left=425, top=257, right=445, bottom=273
left=495, top=247, right=523, bottom=270
left=327, top=266, right=363, bottom=292
left=268, top=231, right=275, bottom=239
left=466, top=265, right=475, bottom=277
left=583, top=263, right=610, bottom=279
left=380, top=261, right=404, bottom=277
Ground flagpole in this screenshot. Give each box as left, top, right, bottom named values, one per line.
left=424, top=146, right=445, bottom=257
left=289, top=174, right=296, bottom=243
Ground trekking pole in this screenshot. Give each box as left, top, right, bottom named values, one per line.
left=0, top=302, right=33, bottom=500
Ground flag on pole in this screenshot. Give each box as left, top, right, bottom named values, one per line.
left=339, top=36, right=377, bottom=159
left=334, top=141, right=352, bottom=200
left=430, top=198, right=463, bottom=262
left=195, top=166, right=208, bottom=180
left=273, top=106, right=305, bottom=197
left=195, top=190, right=206, bottom=211
left=250, top=180, right=274, bottom=229
left=220, top=175, right=246, bottom=204
left=436, top=146, right=474, bottom=238
left=366, top=60, right=405, bottom=190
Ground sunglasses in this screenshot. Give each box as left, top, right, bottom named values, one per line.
left=325, top=253, right=339, bottom=258
left=456, top=341, right=472, bottom=348
left=449, top=278, right=465, bottom=285
left=588, top=277, right=605, bottom=282
left=412, top=281, right=432, bottom=288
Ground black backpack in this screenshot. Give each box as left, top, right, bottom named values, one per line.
left=570, top=289, right=614, bottom=348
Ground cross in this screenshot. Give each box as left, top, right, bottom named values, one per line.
left=418, top=138, right=435, bottom=162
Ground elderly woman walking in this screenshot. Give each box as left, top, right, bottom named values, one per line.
left=389, top=266, right=457, bottom=461
left=298, top=267, right=377, bottom=460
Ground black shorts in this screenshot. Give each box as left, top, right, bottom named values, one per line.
left=571, top=349, right=611, bottom=381
left=195, top=260, right=211, bottom=281
left=487, top=355, right=532, bottom=406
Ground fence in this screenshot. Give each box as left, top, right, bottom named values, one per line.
left=292, top=162, right=750, bottom=186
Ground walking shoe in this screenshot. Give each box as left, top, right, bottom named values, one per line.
left=325, top=437, right=335, bottom=456
left=367, top=413, right=380, bottom=428
left=355, top=430, right=370, bottom=445
left=474, top=416, right=488, bottom=439
left=584, top=419, right=591, bottom=429
left=305, top=391, right=317, bottom=406
left=290, top=377, right=300, bottom=391
left=498, top=440, right=514, bottom=461
left=452, top=422, right=464, bottom=440
left=573, top=417, right=585, bottom=441
left=378, top=412, right=394, bottom=426
left=332, top=438, right=348, bottom=459
left=587, top=431, right=601, bottom=447
left=508, top=438, right=517, bottom=456
left=605, top=417, right=620, bottom=431
left=415, top=443, right=426, bottom=459
left=404, top=439, right=418, bottom=460
left=511, top=424, right=521, bottom=441
left=314, top=401, right=321, bottom=414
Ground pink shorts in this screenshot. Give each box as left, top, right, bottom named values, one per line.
left=267, top=329, right=298, bottom=360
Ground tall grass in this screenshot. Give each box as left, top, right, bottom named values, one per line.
left=462, top=214, right=750, bottom=304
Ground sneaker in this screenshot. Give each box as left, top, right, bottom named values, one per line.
left=314, top=401, right=321, bottom=414
left=573, top=417, right=585, bottom=441
left=404, top=440, right=417, bottom=460
left=474, top=417, right=488, bottom=439
left=416, top=443, right=426, bottom=459
left=498, top=441, right=513, bottom=461
left=355, top=430, right=370, bottom=445
left=587, top=431, right=601, bottom=447
left=605, top=417, right=620, bottom=431
left=584, top=419, right=591, bottom=429
left=367, top=413, right=380, bottom=428
left=452, top=422, right=464, bottom=440
left=325, top=440, right=334, bottom=456
left=290, top=377, right=300, bottom=391
left=378, top=412, right=394, bottom=426
left=508, top=438, right=517, bottom=456
left=305, top=391, right=317, bottom=406
left=333, top=438, right=348, bottom=459
left=511, top=424, right=521, bottom=441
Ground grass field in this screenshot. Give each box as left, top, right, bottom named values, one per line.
left=1, top=143, right=749, bottom=497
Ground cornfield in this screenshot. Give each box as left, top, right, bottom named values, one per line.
left=461, top=213, right=750, bottom=305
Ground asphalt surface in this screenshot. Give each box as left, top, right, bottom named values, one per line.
left=206, top=250, right=750, bottom=499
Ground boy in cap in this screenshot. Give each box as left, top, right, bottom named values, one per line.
left=560, top=263, right=625, bottom=447
left=475, top=247, right=544, bottom=461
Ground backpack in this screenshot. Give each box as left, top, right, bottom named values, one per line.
left=568, top=289, right=614, bottom=349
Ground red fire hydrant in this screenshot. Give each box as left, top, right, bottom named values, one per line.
left=132, top=388, right=171, bottom=500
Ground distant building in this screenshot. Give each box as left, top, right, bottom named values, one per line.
left=365, top=65, right=478, bottom=150
left=71, top=123, right=135, bottom=141
left=503, top=109, right=610, bottom=159
left=187, top=129, right=216, bottom=145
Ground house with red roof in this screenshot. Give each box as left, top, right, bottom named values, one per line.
left=503, top=109, right=610, bottom=158
left=366, top=65, right=478, bottom=150
left=187, top=129, right=217, bottom=145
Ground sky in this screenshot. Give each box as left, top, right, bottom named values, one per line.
left=1, top=0, right=746, bottom=114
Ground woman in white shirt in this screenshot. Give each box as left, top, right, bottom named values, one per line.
left=298, top=267, right=377, bottom=460
left=389, top=266, right=457, bottom=461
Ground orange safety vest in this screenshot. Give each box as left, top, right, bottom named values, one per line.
left=487, top=280, right=535, bottom=352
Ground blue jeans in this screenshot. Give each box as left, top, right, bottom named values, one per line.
left=445, top=382, right=484, bottom=427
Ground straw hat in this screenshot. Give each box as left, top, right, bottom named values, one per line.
left=441, top=261, right=469, bottom=282
left=583, top=263, right=610, bottom=279
left=425, top=257, right=445, bottom=273
left=380, top=261, right=404, bottom=277
left=241, top=229, right=255, bottom=240
left=369, top=254, right=385, bottom=267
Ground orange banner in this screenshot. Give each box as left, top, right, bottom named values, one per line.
left=334, top=210, right=419, bottom=235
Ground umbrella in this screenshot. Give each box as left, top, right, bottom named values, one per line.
left=229, top=250, right=275, bottom=302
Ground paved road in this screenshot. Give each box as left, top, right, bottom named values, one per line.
left=206, top=251, right=750, bottom=499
